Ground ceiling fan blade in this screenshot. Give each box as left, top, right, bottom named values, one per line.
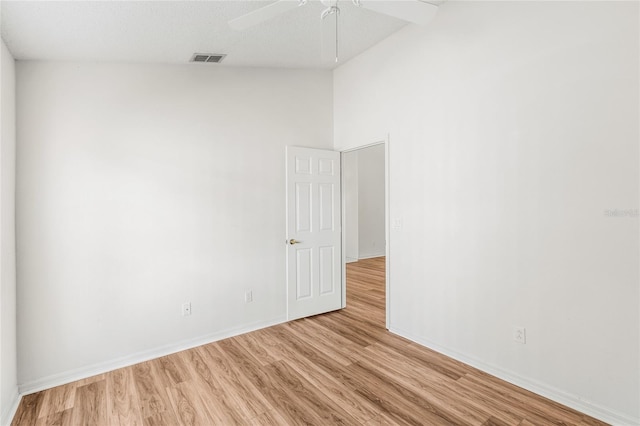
left=358, top=0, right=438, bottom=26
left=229, top=0, right=303, bottom=31
left=321, top=11, right=338, bottom=64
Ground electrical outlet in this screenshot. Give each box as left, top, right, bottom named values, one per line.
left=245, top=290, right=253, bottom=303
left=513, top=326, right=526, bottom=344
left=182, top=302, right=192, bottom=316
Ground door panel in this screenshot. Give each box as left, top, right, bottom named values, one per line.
left=295, top=183, right=312, bottom=232
left=319, top=184, right=335, bottom=231
left=296, top=249, right=312, bottom=299
left=319, top=246, right=335, bottom=295
left=286, top=146, right=342, bottom=320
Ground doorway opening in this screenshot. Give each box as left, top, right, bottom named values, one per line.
left=341, top=141, right=389, bottom=329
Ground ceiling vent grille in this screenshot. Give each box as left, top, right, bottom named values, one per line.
left=190, top=53, right=226, bottom=64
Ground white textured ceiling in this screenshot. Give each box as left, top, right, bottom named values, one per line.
left=0, top=0, right=415, bottom=69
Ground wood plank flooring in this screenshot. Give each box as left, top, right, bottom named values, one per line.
left=12, top=257, right=608, bottom=425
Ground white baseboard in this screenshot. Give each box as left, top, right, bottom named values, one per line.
left=19, top=316, right=286, bottom=396
left=346, top=257, right=359, bottom=263
left=390, top=327, right=639, bottom=426
left=1, top=388, right=21, bottom=426
left=358, top=253, right=385, bottom=260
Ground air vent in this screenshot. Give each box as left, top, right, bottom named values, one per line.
left=190, top=53, right=226, bottom=64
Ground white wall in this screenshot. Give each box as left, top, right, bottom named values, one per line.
left=357, top=144, right=385, bottom=259
left=0, top=38, right=18, bottom=424
left=343, top=150, right=359, bottom=262
left=334, top=1, right=639, bottom=423
left=16, top=62, right=333, bottom=391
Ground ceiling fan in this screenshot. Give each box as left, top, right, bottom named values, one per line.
left=228, top=0, right=439, bottom=63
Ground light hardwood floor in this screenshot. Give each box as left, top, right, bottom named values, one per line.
left=12, top=257, right=608, bottom=425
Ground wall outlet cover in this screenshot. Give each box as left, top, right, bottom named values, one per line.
left=513, top=326, right=526, bottom=344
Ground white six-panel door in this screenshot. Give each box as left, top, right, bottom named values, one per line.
left=286, top=146, right=342, bottom=321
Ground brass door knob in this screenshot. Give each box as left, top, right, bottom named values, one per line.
left=289, top=239, right=301, bottom=245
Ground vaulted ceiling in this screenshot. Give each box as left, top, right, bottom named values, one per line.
left=0, top=1, right=432, bottom=69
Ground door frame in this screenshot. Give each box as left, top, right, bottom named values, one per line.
left=340, top=135, right=391, bottom=329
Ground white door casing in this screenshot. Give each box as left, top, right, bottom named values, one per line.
left=286, top=146, right=342, bottom=321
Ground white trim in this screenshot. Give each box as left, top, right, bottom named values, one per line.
left=1, top=389, right=21, bottom=426
left=357, top=253, right=386, bottom=260
left=339, top=137, right=390, bottom=329
left=340, top=151, right=348, bottom=308
left=390, top=326, right=640, bottom=426
left=340, top=141, right=385, bottom=154
left=19, top=316, right=286, bottom=396
left=383, top=134, right=390, bottom=330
